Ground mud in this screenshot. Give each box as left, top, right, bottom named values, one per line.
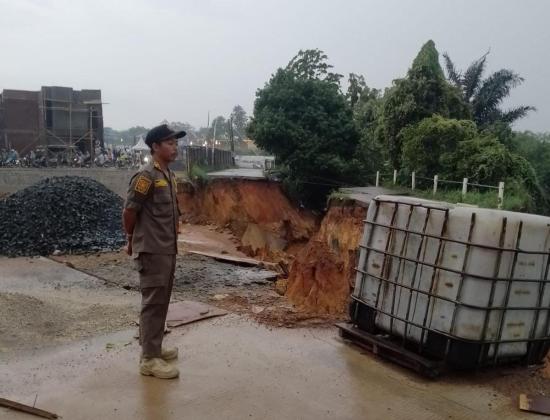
left=286, top=199, right=367, bottom=314
left=52, top=251, right=278, bottom=300
left=52, top=250, right=342, bottom=329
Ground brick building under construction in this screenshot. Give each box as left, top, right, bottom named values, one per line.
left=0, top=86, right=104, bottom=157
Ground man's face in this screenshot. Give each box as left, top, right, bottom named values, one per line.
left=153, top=138, right=178, bottom=162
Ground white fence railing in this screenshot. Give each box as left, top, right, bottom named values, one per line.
left=373, top=169, right=505, bottom=210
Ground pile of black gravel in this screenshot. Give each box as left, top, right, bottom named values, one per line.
left=0, top=176, right=126, bottom=257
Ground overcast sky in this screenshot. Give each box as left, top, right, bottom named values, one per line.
left=0, top=0, right=549, bottom=132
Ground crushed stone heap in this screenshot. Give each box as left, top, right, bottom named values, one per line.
left=0, top=176, right=126, bottom=257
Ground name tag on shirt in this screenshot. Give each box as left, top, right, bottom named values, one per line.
left=155, top=179, right=169, bottom=188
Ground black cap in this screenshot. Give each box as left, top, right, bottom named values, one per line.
left=145, top=124, right=186, bottom=147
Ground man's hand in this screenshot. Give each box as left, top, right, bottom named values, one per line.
left=122, top=208, right=137, bottom=256
left=125, top=236, right=133, bottom=256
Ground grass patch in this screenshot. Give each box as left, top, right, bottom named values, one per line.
left=378, top=181, right=534, bottom=213
left=327, top=190, right=357, bottom=207
left=189, top=165, right=209, bottom=186
left=328, top=190, right=351, bottom=201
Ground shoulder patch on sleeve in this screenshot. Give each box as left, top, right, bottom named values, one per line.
left=135, top=176, right=152, bottom=195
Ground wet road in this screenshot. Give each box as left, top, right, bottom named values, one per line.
left=0, top=256, right=541, bottom=419
left=0, top=314, right=538, bottom=419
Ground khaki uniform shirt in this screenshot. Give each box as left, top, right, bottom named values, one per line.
left=125, top=160, right=180, bottom=255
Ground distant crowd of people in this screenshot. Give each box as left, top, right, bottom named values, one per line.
left=0, top=149, right=20, bottom=167
left=0, top=144, right=150, bottom=169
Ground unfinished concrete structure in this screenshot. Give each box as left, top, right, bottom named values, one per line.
left=0, top=86, right=104, bottom=156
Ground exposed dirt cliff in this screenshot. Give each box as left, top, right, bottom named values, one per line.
left=178, top=179, right=368, bottom=315
left=177, top=179, right=318, bottom=263
left=285, top=198, right=367, bottom=314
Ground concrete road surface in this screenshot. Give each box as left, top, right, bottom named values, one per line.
left=0, top=257, right=541, bottom=419
left=207, top=168, right=266, bottom=179
left=1, top=316, right=539, bottom=419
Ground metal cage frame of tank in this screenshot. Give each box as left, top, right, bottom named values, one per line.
left=350, top=196, right=550, bottom=369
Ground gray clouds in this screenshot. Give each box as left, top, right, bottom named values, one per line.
left=0, top=0, right=548, bottom=131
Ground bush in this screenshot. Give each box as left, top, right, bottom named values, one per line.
left=189, top=165, right=209, bottom=186
left=401, top=115, right=477, bottom=176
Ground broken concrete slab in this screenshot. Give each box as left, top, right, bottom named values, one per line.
left=207, top=168, right=266, bottom=179
left=0, top=398, right=58, bottom=419
left=518, top=393, right=550, bottom=415
left=338, top=186, right=408, bottom=206
left=186, top=250, right=262, bottom=267
left=178, top=223, right=250, bottom=258
left=166, top=301, right=227, bottom=328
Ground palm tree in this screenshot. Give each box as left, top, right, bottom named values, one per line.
left=443, top=51, right=535, bottom=128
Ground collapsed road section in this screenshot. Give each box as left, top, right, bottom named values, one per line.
left=178, top=178, right=398, bottom=316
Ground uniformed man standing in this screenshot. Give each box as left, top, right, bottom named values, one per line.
left=123, top=124, right=185, bottom=379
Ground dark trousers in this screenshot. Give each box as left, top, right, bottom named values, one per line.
left=137, top=253, right=176, bottom=358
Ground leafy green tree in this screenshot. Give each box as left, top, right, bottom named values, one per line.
left=446, top=135, right=543, bottom=212
left=479, top=121, right=514, bottom=148
left=104, top=126, right=149, bottom=146
left=248, top=50, right=359, bottom=208
left=346, top=73, right=367, bottom=109
left=160, top=120, right=195, bottom=134
left=398, top=115, right=545, bottom=211
left=197, top=126, right=210, bottom=140
left=159, top=120, right=197, bottom=141
left=380, top=40, right=470, bottom=168
left=401, top=115, right=477, bottom=176
left=285, top=49, right=343, bottom=85
left=230, top=105, right=248, bottom=140
left=103, top=127, right=122, bottom=145
left=443, top=52, right=535, bottom=128
left=511, top=131, right=550, bottom=196
left=353, top=84, right=385, bottom=173
left=210, top=116, right=227, bottom=140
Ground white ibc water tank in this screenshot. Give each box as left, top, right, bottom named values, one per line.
left=352, top=195, right=550, bottom=364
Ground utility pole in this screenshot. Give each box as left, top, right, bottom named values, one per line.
left=211, top=118, right=217, bottom=166
left=205, top=111, right=210, bottom=149
left=69, top=102, right=73, bottom=160
left=229, top=116, right=234, bottom=154
left=89, top=107, right=94, bottom=162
